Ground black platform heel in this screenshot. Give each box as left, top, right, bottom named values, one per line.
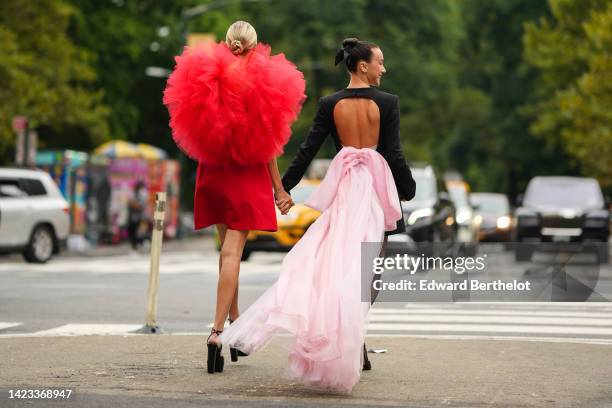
left=228, top=318, right=249, bottom=362
left=363, top=343, right=372, bottom=371
left=206, top=328, right=224, bottom=373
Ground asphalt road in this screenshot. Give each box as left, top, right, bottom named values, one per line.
left=1, top=236, right=612, bottom=407
left=0, top=237, right=611, bottom=342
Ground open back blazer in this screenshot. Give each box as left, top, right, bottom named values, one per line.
left=281, top=87, right=416, bottom=234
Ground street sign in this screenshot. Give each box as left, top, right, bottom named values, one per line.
left=12, top=116, right=27, bottom=133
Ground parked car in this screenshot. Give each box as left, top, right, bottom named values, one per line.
left=390, top=165, right=457, bottom=256
left=514, top=176, right=609, bottom=263
left=0, top=168, right=70, bottom=263
left=471, top=192, right=513, bottom=242
left=217, top=180, right=322, bottom=260
left=446, top=180, right=480, bottom=255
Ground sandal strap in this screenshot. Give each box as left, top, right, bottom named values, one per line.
left=207, top=327, right=223, bottom=343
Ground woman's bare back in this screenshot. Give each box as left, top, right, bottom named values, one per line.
left=333, top=98, right=380, bottom=148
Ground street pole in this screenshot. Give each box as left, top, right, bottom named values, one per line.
left=137, top=192, right=167, bottom=334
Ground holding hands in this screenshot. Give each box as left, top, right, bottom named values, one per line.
left=275, top=189, right=294, bottom=215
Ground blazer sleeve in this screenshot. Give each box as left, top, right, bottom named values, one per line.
left=281, top=97, right=330, bottom=192
left=384, top=96, right=416, bottom=200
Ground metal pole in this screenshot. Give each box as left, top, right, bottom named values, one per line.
left=137, top=191, right=167, bottom=333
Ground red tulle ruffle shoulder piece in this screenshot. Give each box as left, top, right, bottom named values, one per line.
left=163, top=41, right=306, bottom=165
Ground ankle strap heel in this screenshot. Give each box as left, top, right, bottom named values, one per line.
left=206, top=328, right=224, bottom=374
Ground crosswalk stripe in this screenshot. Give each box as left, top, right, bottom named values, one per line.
left=0, top=253, right=281, bottom=275
left=0, top=322, right=22, bottom=330
left=371, top=308, right=612, bottom=318
left=366, top=323, right=612, bottom=336
left=365, top=334, right=612, bottom=345
left=33, top=324, right=142, bottom=336
left=369, top=304, right=612, bottom=339
left=402, top=302, right=612, bottom=309
left=368, top=314, right=612, bottom=326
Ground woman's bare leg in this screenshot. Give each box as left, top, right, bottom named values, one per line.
left=228, top=285, right=240, bottom=322
left=216, top=224, right=240, bottom=322
left=209, top=225, right=248, bottom=344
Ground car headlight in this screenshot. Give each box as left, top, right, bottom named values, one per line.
left=496, top=216, right=511, bottom=229
left=407, top=208, right=434, bottom=225
left=456, top=209, right=471, bottom=225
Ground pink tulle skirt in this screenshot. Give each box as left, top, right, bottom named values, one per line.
left=219, top=147, right=402, bottom=392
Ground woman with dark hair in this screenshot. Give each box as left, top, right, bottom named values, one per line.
left=220, top=38, right=416, bottom=392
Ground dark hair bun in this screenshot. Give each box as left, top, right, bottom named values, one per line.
left=335, top=37, right=378, bottom=71
left=342, top=38, right=359, bottom=49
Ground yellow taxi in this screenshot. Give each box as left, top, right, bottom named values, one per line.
left=216, top=180, right=321, bottom=260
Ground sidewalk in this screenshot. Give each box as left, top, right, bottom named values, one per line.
left=1, top=335, right=611, bottom=407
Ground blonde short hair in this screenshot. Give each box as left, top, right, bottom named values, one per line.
left=226, top=21, right=257, bottom=55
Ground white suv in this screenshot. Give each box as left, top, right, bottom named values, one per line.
left=0, top=168, right=70, bottom=263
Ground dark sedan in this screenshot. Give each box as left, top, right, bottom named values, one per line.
left=514, top=176, right=609, bottom=263
left=389, top=165, right=457, bottom=257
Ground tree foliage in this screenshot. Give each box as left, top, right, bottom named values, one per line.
left=4, top=0, right=609, bottom=206
left=523, top=0, right=612, bottom=187
left=0, top=0, right=109, bottom=162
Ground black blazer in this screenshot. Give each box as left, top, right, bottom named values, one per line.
left=281, top=87, right=416, bottom=234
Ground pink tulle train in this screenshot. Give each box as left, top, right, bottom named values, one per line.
left=219, top=147, right=402, bottom=392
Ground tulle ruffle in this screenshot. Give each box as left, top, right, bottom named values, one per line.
left=163, top=41, right=306, bottom=165
left=219, top=148, right=402, bottom=392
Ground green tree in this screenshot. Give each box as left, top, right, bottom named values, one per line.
left=523, top=0, right=612, bottom=187
left=365, top=0, right=463, bottom=167
left=450, top=0, right=558, bottom=197
left=0, top=0, right=109, bottom=164
left=66, top=0, right=187, bottom=146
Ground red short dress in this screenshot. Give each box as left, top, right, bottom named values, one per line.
left=163, top=41, right=305, bottom=232
left=194, top=162, right=277, bottom=231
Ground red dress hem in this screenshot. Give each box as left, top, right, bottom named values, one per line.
left=193, top=162, right=278, bottom=233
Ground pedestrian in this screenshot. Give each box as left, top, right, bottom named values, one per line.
left=220, top=38, right=416, bottom=392
left=163, top=21, right=306, bottom=373
left=127, top=180, right=148, bottom=252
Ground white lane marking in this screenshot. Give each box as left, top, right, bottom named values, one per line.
left=33, top=324, right=142, bottom=336
left=402, top=302, right=612, bottom=308
left=365, top=334, right=612, bottom=346
left=366, top=323, right=612, bottom=335
left=0, top=322, right=22, bottom=330
left=368, top=314, right=612, bottom=326
left=371, top=308, right=612, bottom=318
left=0, top=251, right=283, bottom=275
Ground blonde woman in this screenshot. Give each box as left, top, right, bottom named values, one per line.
left=163, top=21, right=306, bottom=374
